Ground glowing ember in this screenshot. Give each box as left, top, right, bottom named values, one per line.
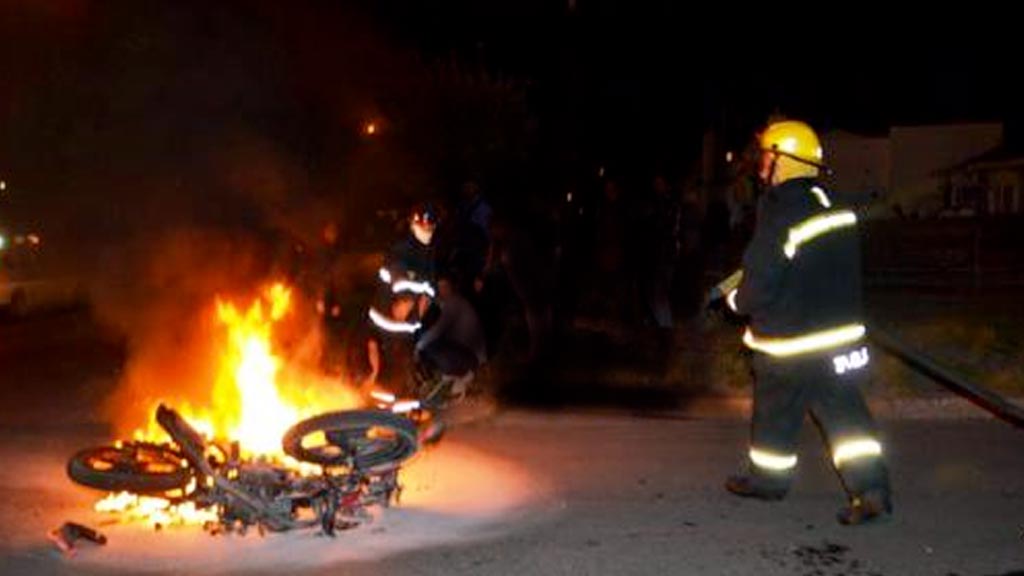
left=95, top=492, right=219, bottom=527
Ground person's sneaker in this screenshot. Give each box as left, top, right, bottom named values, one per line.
left=724, top=474, right=787, bottom=501
left=837, top=489, right=893, bottom=526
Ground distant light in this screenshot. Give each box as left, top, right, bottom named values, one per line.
left=725, top=151, right=734, bottom=163
left=364, top=122, right=377, bottom=135
left=27, top=233, right=40, bottom=245
left=0, top=235, right=5, bottom=250
left=598, top=166, right=605, bottom=178
left=0, top=180, right=6, bottom=191
left=566, top=192, right=573, bottom=203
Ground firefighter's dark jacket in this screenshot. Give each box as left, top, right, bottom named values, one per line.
left=734, top=177, right=863, bottom=343
left=386, top=235, right=436, bottom=285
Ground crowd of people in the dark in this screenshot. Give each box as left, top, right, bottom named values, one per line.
left=264, top=157, right=762, bottom=397
left=352, top=165, right=756, bottom=386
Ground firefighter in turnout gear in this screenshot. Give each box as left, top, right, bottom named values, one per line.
left=362, top=203, right=439, bottom=393
left=374, top=202, right=438, bottom=319
left=720, top=119, right=892, bottom=525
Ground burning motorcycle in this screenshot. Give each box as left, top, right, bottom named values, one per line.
left=64, top=279, right=484, bottom=538
left=67, top=403, right=419, bottom=536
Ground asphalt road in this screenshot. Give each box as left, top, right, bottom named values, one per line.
left=1, top=311, right=1023, bottom=576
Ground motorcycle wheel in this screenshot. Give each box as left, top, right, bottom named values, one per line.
left=282, top=410, right=418, bottom=471
left=67, top=443, right=191, bottom=494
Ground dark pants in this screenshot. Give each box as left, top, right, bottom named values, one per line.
left=419, top=340, right=479, bottom=377
left=749, top=345, right=889, bottom=497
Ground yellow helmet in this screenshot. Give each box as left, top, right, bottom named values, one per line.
left=759, top=120, right=824, bottom=167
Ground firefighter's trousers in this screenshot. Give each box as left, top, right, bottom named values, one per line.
left=747, top=345, right=890, bottom=498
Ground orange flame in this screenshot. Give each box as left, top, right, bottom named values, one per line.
left=97, top=281, right=360, bottom=526
left=211, top=283, right=298, bottom=456
left=132, top=282, right=358, bottom=454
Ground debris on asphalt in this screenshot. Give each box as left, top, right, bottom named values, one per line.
left=47, top=522, right=108, bottom=556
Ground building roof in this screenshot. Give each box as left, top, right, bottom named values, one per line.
left=938, top=144, right=1024, bottom=175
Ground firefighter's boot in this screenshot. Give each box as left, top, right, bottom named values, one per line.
left=724, top=474, right=788, bottom=501
left=836, top=488, right=892, bottom=526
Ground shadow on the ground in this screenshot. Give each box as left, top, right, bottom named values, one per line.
left=492, top=322, right=720, bottom=415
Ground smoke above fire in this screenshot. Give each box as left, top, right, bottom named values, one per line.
left=0, top=3, right=445, bottom=435
left=92, top=229, right=329, bottom=439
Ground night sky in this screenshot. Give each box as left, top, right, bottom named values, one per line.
left=2, top=1, right=1019, bottom=217
left=368, top=2, right=1020, bottom=148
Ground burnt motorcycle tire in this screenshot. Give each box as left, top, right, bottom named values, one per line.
left=67, top=444, right=191, bottom=494
left=282, top=410, right=419, bottom=471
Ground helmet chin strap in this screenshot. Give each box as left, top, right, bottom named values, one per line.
left=763, top=153, right=780, bottom=186
left=772, top=146, right=832, bottom=177
left=764, top=150, right=831, bottom=186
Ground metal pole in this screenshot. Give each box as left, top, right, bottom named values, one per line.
left=869, top=324, right=1024, bottom=428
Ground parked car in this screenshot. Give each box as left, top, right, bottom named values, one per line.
left=0, top=232, right=87, bottom=317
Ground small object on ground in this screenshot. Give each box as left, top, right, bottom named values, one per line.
left=47, top=522, right=108, bottom=556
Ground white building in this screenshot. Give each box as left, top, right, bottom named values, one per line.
left=821, top=123, right=1003, bottom=218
